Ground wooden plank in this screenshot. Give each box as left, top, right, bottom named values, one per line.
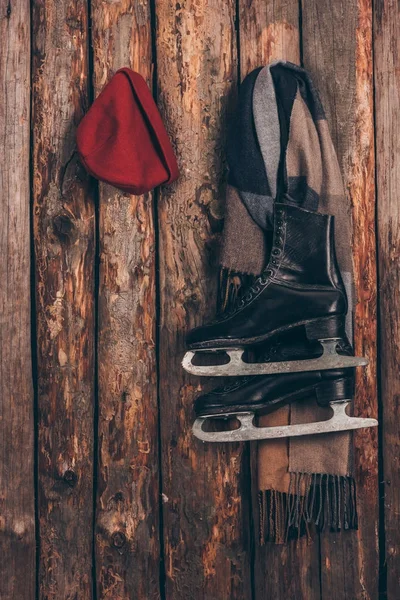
left=252, top=519, right=322, bottom=600
left=0, top=1, right=35, bottom=598
left=238, top=2, right=321, bottom=598
left=32, top=0, right=95, bottom=597
left=90, top=2, right=160, bottom=598
left=374, top=1, right=400, bottom=597
left=239, top=0, right=300, bottom=77
left=301, top=0, right=379, bottom=597
left=155, top=2, right=253, bottom=598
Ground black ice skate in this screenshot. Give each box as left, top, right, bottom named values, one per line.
left=183, top=203, right=368, bottom=377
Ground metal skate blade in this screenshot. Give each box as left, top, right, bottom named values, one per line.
left=192, top=403, right=378, bottom=443
left=183, top=340, right=368, bottom=377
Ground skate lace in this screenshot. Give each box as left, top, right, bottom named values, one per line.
left=211, top=375, right=255, bottom=395
left=235, top=271, right=272, bottom=308
left=227, top=210, right=286, bottom=316
left=212, top=209, right=286, bottom=323
left=209, top=273, right=270, bottom=325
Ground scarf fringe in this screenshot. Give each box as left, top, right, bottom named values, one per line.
left=258, top=473, right=358, bottom=545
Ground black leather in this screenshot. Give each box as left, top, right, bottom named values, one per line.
left=194, top=369, right=349, bottom=417
left=186, top=203, right=348, bottom=349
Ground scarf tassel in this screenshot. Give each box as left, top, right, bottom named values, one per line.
left=258, top=473, right=358, bottom=545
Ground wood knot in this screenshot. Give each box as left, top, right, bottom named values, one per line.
left=63, top=469, right=78, bottom=487
left=53, top=214, right=76, bottom=243
left=66, top=17, right=82, bottom=30
left=112, top=531, right=126, bottom=549
left=121, top=391, right=130, bottom=403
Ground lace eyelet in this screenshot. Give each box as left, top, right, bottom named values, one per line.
left=272, top=248, right=280, bottom=255
left=266, top=269, right=274, bottom=277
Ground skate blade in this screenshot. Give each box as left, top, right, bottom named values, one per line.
left=192, top=403, right=378, bottom=443
left=182, top=339, right=368, bottom=377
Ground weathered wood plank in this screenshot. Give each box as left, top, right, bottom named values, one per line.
left=32, top=0, right=95, bottom=597
left=0, top=1, right=35, bottom=598
left=90, top=2, right=160, bottom=598
left=374, top=1, right=400, bottom=597
left=239, top=0, right=300, bottom=76
left=301, top=0, right=379, bottom=597
left=238, top=3, right=321, bottom=598
left=155, top=1, right=252, bottom=598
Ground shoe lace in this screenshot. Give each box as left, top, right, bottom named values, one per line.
left=235, top=270, right=273, bottom=309
left=213, top=210, right=286, bottom=323
left=209, top=269, right=274, bottom=325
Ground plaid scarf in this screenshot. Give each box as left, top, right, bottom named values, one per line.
left=219, top=62, right=357, bottom=543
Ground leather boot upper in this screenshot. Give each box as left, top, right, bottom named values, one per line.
left=186, top=203, right=348, bottom=349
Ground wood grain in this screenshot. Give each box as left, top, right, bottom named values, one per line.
left=90, top=2, right=160, bottom=598
left=32, top=0, right=95, bottom=596
left=301, top=0, right=379, bottom=597
left=374, top=1, right=400, bottom=597
left=239, top=0, right=300, bottom=75
left=0, top=1, right=386, bottom=596
left=155, top=1, right=252, bottom=598
left=0, top=1, right=35, bottom=598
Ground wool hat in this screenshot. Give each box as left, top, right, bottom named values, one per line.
left=76, top=68, right=179, bottom=194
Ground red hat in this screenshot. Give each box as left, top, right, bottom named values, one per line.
left=76, top=68, right=179, bottom=195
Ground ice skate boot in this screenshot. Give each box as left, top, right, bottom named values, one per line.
left=192, top=369, right=377, bottom=443
left=183, top=203, right=368, bottom=376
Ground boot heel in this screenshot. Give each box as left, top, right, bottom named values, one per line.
left=315, top=377, right=354, bottom=407
left=305, top=315, right=345, bottom=342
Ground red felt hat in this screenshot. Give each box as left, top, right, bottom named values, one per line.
left=76, top=68, right=179, bottom=195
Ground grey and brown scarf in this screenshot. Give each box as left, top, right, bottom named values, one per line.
left=219, top=61, right=357, bottom=544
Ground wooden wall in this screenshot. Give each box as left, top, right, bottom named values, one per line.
left=0, top=0, right=398, bottom=597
